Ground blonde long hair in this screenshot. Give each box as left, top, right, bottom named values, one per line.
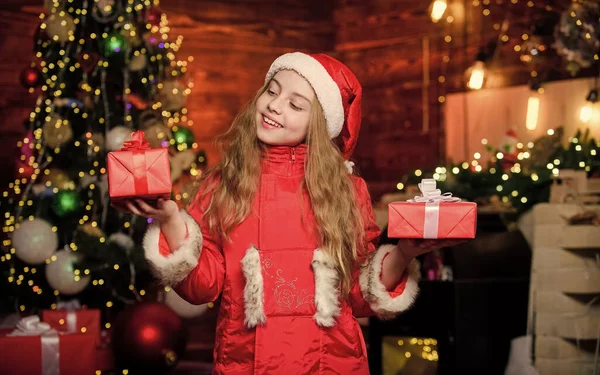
left=195, top=82, right=365, bottom=296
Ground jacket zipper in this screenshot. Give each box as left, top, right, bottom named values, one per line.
left=289, top=147, right=296, bottom=176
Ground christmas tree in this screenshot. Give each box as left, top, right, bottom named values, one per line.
left=1, top=0, right=206, bottom=322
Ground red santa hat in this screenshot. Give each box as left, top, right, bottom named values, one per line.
left=264, top=52, right=362, bottom=164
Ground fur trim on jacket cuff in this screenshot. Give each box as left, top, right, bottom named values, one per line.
left=143, top=210, right=202, bottom=286
left=358, top=244, right=420, bottom=320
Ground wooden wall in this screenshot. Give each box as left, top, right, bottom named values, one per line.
left=0, top=0, right=579, bottom=199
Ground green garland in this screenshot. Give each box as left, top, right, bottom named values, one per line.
left=401, top=127, right=600, bottom=215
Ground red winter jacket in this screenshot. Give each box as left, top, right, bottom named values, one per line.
left=144, top=144, right=420, bottom=375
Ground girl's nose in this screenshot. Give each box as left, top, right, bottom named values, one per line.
left=267, top=98, right=282, bottom=114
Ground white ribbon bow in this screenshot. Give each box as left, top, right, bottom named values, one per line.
left=408, top=178, right=461, bottom=203
left=8, top=316, right=54, bottom=337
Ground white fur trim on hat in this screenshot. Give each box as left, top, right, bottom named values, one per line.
left=358, top=244, right=420, bottom=320
left=143, top=210, right=202, bottom=286
left=265, top=52, right=344, bottom=139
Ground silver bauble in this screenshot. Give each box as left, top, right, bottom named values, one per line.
left=46, top=250, right=90, bottom=295
left=106, top=126, right=132, bottom=151
left=13, top=219, right=58, bottom=265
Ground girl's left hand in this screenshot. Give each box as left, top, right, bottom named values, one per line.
left=396, top=238, right=466, bottom=261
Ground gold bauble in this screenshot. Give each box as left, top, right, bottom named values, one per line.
left=43, top=113, right=73, bottom=148
left=79, top=223, right=105, bottom=238
left=41, top=168, right=74, bottom=190
left=45, top=13, right=75, bottom=43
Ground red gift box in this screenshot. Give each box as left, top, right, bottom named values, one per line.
left=0, top=328, right=96, bottom=375
left=42, top=308, right=101, bottom=344
left=388, top=179, right=477, bottom=239
left=95, top=330, right=115, bottom=372
left=107, top=130, right=171, bottom=201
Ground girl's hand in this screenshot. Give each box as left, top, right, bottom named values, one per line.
left=396, top=238, right=466, bottom=262
left=111, top=198, right=179, bottom=223
left=382, top=238, right=467, bottom=290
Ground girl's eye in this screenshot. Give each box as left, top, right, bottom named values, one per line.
left=267, top=90, right=277, bottom=96
left=290, top=103, right=302, bottom=111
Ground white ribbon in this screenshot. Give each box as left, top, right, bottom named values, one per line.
left=407, top=178, right=461, bottom=239
left=8, top=316, right=60, bottom=375
left=57, top=300, right=81, bottom=333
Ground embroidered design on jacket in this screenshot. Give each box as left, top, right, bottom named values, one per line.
left=262, top=257, right=315, bottom=313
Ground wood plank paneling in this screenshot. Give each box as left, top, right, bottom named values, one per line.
left=0, top=0, right=586, bottom=199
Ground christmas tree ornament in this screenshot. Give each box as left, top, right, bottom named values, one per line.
left=500, top=129, right=519, bottom=155
left=46, top=249, right=91, bottom=295
left=44, top=0, right=63, bottom=11
left=171, top=126, right=195, bottom=150
left=92, top=0, right=121, bottom=23
left=553, top=1, right=600, bottom=75
left=160, top=80, right=187, bottom=112
left=42, top=167, right=75, bottom=190
left=43, top=113, right=73, bottom=148
left=19, top=66, right=41, bottom=88
left=106, top=126, right=133, bottom=151
left=126, top=93, right=149, bottom=110
left=103, top=31, right=128, bottom=56
left=163, top=288, right=209, bottom=319
left=13, top=218, right=58, bottom=265
left=45, top=13, right=76, bottom=43
left=77, top=52, right=100, bottom=74
left=79, top=223, right=105, bottom=238
left=147, top=8, right=163, bottom=27
left=112, top=302, right=187, bottom=374
left=498, top=130, right=520, bottom=171
left=52, top=190, right=82, bottom=217
left=129, top=52, right=147, bottom=71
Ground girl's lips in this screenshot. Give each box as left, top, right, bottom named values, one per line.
left=261, top=115, right=283, bottom=130
left=261, top=118, right=280, bottom=130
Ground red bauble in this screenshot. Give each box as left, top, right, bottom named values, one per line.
left=147, top=8, right=163, bottom=26
left=112, top=301, right=187, bottom=374
left=19, top=67, right=41, bottom=88
left=76, top=52, right=100, bottom=73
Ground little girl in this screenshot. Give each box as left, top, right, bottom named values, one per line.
left=117, top=52, right=461, bottom=374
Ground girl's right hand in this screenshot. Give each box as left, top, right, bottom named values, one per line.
left=112, top=198, right=179, bottom=223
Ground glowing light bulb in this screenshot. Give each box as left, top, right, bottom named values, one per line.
left=526, top=95, right=540, bottom=130
left=467, top=61, right=486, bottom=90
left=431, top=0, right=448, bottom=22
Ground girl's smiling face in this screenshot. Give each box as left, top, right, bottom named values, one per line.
left=256, top=69, right=315, bottom=146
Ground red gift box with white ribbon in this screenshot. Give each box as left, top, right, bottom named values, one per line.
left=388, top=179, right=477, bottom=239
left=0, top=316, right=95, bottom=375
